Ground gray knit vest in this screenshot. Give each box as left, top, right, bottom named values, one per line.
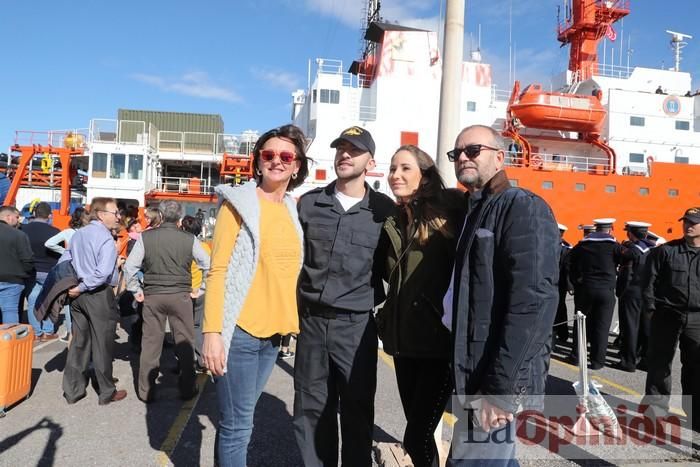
left=215, top=181, right=304, bottom=365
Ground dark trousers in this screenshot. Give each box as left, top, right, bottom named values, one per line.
left=139, top=291, right=196, bottom=401
left=394, top=356, right=452, bottom=467
left=62, top=286, right=118, bottom=404
left=618, top=288, right=642, bottom=367
left=192, top=294, right=205, bottom=366
left=293, top=309, right=377, bottom=467
left=638, top=308, right=652, bottom=363
left=553, top=288, right=569, bottom=342
left=644, top=309, right=700, bottom=430
left=572, top=287, right=616, bottom=367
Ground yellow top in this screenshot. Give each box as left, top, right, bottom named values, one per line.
left=191, top=241, right=211, bottom=290
left=203, top=197, right=301, bottom=338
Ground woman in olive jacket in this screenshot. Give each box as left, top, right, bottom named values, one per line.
left=377, top=145, right=466, bottom=467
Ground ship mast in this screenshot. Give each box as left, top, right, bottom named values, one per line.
left=557, top=0, right=629, bottom=81
left=436, top=0, right=464, bottom=186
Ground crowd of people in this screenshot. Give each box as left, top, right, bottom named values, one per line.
left=0, top=122, right=698, bottom=466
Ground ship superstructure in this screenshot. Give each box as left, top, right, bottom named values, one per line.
left=291, top=0, right=700, bottom=241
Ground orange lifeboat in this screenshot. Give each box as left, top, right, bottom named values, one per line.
left=509, top=83, right=606, bottom=133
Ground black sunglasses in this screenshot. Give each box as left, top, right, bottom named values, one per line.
left=447, top=144, right=500, bottom=162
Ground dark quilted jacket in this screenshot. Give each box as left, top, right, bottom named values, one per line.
left=452, top=170, right=559, bottom=413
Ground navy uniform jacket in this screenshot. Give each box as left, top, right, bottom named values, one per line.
left=569, top=232, right=624, bottom=290
left=297, top=181, right=395, bottom=312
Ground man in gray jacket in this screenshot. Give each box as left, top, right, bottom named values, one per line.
left=124, top=200, right=210, bottom=402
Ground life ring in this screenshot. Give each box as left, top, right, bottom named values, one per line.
left=40, top=155, right=52, bottom=173
left=530, top=153, right=543, bottom=169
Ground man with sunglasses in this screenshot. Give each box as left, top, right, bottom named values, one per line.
left=294, top=126, right=395, bottom=466
left=445, top=125, right=559, bottom=465
left=61, top=197, right=127, bottom=406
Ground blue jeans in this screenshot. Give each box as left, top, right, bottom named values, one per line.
left=0, top=282, right=25, bottom=324
left=215, top=326, right=279, bottom=467
left=27, top=273, right=54, bottom=336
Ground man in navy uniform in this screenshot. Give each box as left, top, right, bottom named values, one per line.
left=642, top=207, right=700, bottom=431
left=616, top=221, right=655, bottom=372
left=578, top=223, right=595, bottom=239
left=553, top=223, right=573, bottom=344
left=569, top=218, right=623, bottom=369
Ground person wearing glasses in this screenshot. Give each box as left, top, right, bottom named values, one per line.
left=202, top=125, right=309, bottom=467
left=376, top=145, right=465, bottom=467
left=293, top=126, right=395, bottom=467
left=444, top=125, right=559, bottom=465
left=61, top=197, right=127, bottom=405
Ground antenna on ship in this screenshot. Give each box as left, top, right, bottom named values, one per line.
left=666, top=30, right=693, bottom=72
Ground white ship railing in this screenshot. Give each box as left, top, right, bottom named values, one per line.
left=505, top=151, right=612, bottom=173
left=491, top=85, right=512, bottom=103
left=594, top=63, right=633, bottom=79
left=155, top=176, right=215, bottom=195
left=14, top=129, right=89, bottom=148
left=89, top=120, right=258, bottom=156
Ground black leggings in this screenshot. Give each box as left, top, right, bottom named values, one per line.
left=394, top=356, right=452, bottom=467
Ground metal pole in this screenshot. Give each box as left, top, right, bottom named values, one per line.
left=436, top=0, right=464, bottom=187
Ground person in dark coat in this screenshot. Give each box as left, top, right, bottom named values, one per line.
left=553, top=223, right=573, bottom=344
left=641, top=207, right=700, bottom=431
left=445, top=125, right=559, bottom=465
left=376, top=145, right=466, bottom=467
left=615, top=221, right=655, bottom=372
left=568, top=218, right=624, bottom=369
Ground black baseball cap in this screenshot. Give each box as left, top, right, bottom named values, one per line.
left=679, top=207, right=700, bottom=224
left=330, top=126, right=375, bottom=157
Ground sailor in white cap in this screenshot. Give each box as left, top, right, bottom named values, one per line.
left=578, top=223, right=595, bottom=238
left=568, top=217, right=624, bottom=369
left=615, top=221, right=656, bottom=372
left=553, top=223, right=573, bottom=344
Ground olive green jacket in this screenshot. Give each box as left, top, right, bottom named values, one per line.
left=376, top=189, right=466, bottom=359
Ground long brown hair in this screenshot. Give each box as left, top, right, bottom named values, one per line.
left=392, top=145, right=454, bottom=245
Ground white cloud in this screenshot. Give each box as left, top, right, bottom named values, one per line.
left=130, top=71, right=241, bottom=103
left=250, top=67, right=302, bottom=91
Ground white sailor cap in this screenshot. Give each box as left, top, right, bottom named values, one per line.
left=578, top=224, right=595, bottom=232
left=593, top=217, right=616, bottom=228
left=625, top=221, right=651, bottom=231
left=557, top=223, right=568, bottom=231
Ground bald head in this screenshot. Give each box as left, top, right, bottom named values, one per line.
left=0, top=206, right=21, bottom=227
left=452, top=125, right=506, bottom=192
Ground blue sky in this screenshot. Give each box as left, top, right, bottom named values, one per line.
left=1, top=0, right=697, bottom=151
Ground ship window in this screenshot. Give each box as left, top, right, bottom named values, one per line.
left=639, top=187, right=650, bottom=196
left=675, top=120, right=690, bottom=131
left=542, top=181, right=553, bottom=190
left=575, top=183, right=586, bottom=191
left=312, top=89, right=317, bottom=103
left=630, top=116, right=645, bottom=126
left=128, top=154, right=143, bottom=180
left=509, top=179, right=519, bottom=187
left=110, top=153, right=126, bottom=179
left=319, top=89, right=340, bottom=104
left=605, top=185, right=616, bottom=193
left=466, top=101, right=477, bottom=112
left=668, top=188, right=679, bottom=197
left=629, top=153, right=644, bottom=163
left=92, top=153, right=107, bottom=178
left=675, top=156, right=689, bottom=164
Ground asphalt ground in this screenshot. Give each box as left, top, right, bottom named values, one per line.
left=1, top=297, right=698, bottom=466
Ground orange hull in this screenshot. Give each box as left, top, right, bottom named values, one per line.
left=506, top=162, right=700, bottom=244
